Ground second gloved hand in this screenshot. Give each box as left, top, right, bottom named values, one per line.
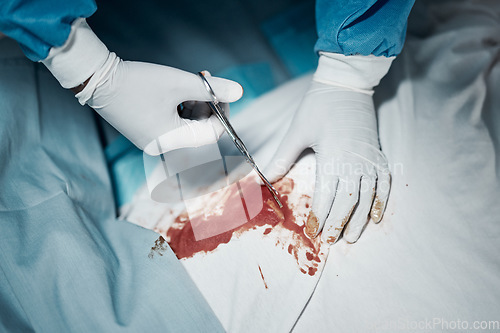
left=265, top=52, right=393, bottom=244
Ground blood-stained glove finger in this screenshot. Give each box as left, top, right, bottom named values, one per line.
left=370, top=168, right=391, bottom=223
left=320, top=176, right=360, bottom=244
left=305, top=157, right=339, bottom=238
left=343, top=176, right=376, bottom=243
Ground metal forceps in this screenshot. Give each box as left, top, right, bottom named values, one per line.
left=197, top=72, right=282, bottom=208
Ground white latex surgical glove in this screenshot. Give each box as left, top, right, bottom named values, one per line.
left=265, top=52, right=393, bottom=244
left=42, top=18, right=242, bottom=156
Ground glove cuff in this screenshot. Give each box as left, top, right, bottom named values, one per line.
left=41, top=18, right=109, bottom=89
left=313, top=52, right=395, bottom=94
left=75, top=51, right=120, bottom=106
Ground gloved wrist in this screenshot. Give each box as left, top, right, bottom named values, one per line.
left=41, top=18, right=109, bottom=89
left=75, top=51, right=120, bottom=106
left=313, top=52, right=395, bottom=94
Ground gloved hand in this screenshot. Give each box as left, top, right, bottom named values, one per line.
left=264, top=52, right=393, bottom=244
left=77, top=57, right=242, bottom=156
left=42, top=18, right=242, bottom=156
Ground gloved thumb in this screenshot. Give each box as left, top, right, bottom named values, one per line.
left=182, top=71, right=243, bottom=104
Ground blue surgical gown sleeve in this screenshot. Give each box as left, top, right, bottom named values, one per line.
left=0, top=0, right=97, bottom=61
left=315, top=0, right=415, bottom=57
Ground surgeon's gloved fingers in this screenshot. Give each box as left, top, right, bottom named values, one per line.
left=144, top=118, right=219, bottom=155
left=305, top=170, right=339, bottom=239
left=371, top=169, right=391, bottom=223
left=343, top=176, right=376, bottom=244
left=320, top=177, right=360, bottom=244
left=263, top=131, right=308, bottom=184
left=181, top=72, right=243, bottom=104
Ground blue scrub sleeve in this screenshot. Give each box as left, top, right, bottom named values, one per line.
left=0, top=0, right=97, bottom=61
left=315, top=0, right=415, bottom=57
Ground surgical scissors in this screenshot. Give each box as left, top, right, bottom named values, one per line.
left=197, top=72, right=282, bottom=208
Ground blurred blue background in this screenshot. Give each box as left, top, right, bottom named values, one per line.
left=88, top=0, right=318, bottom=207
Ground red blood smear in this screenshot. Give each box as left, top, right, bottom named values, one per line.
left=166, top=177, right=323, bottom=275
left=166, top=214, right=233, bottom=260
left=258, top=265, right=268, bottom=289
left=188, top=183, right=252, bottom=241
left=308, top=266, right=317, bottom=276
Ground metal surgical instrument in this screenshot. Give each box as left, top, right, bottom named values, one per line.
left=197, top=72, right=282, bottom=208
